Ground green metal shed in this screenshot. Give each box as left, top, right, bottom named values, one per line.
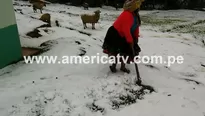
left=0, top=0, right=22, bottom=69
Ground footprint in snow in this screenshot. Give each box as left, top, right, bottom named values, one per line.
left=182, top=78, right=203, bottom=85
left=180, top=72, right=197, bottom=78
left=75, top=41, right=81, bottom=45
left=40, top=77, right=47, bottom=80
left=144, top=64, right=160, bottom=70
left=59, top=11, right=66, bottom=13
left=79, top=47, right=86, bottom=56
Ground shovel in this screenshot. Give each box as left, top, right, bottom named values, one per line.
left=131, top=41, right=155, bottom=93
left=131, top=44, right=142, bottom=85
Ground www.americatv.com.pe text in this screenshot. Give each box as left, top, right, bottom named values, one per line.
left=23, top=53, right=184, bottom=67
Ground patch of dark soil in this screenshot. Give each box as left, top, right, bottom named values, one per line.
left=26, top=23, right=52, bottom=38
left=14, top=9, right=24, bottom=14
left=193, top=20, right=205, bottom=25
left=78, top=30, right=91, bottom=36
left=40, top=40, right=58, bottom=51
left=65, top=27, right=74, bottom=30
left=180, top=72, right=197, bottom=78
left=22, top=47, right=42, bottom=56
left=20, top=4, right=31, bottom=7
left=26, top=29, right=42, bottom=38
left=29, top=100, right=46, bottom=116
left=55, top=20, right=60, bottom=27
left=201, top=39, right=205, bottom=45
left=111, top=84, right=155, bottom=110
left=16, top=9, right=22, bottom=12
left=64, top=27, right=91, bottom=36
left=75, top=41, right=81, bottom=45
left=201, top=64, right=205, bottom=67
left=181, top=42, right=191, bottom=46
left=59, top=11, right=79, bottom=16
left=173, top=24, right=188, bottom=30
left=164, top=66, right=171, bottom=70
left=13, top=2, right=20, bottom=6
left=183, top=78, right=203, bottom=85
left=59, top=11, right=66, bottom=13
left=79, top=47, right=86, bottom=56
left=37, top=24, right=51, bottom=28
left=30, top=16, right=38, bottom=20
left=145, top=64, right=160, bottom=70
left=44, top=29, right=48, bottom=33
left=111, top=95, right=136, bottom=109
left=0, top=71, right=12, bottom=76
left=165, top=29, right=172, bottom=32
left=86, top=102, right=105, bottom=113
left=40, top=77, right=47, bottom=80
left=140, top=84, right=155, bottom=93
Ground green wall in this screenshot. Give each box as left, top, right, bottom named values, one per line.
left=0, top=0, right=22, bottom=69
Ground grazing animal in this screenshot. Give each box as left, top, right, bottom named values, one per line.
left=80, top=10, right=101, bottom=29
left=39, top=13, right=51, bottom=25
left=32, top=2, right=46, bottom=13
left=83, top=2, right=89, bottom=10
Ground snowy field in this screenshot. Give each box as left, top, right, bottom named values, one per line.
left=0, top=0, right=205, bottom=116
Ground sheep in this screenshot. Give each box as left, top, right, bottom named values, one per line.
left=39, top=13, right=51, bottom=25
left=32, top=2, right=46, bottom=13
left=39, top=0, right=46, bottom=7
left=83, top=2, right=89, bottom=10
left=80, top=10, right=101, bottom=30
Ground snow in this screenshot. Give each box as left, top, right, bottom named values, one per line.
left=0, top=1, right=205, bottom=116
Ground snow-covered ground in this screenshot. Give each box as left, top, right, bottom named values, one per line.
left=0, top=0, right=205, bottom=116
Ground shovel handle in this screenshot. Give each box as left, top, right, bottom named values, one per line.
left=131, top=44, right=142, bottom=85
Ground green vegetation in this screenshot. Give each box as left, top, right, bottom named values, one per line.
left=141, top=16, right=186, bottom=26
left=141, top=15, right=205, bottom=35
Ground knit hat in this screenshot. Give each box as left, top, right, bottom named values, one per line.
left=123, top=0, right=144, bottom=12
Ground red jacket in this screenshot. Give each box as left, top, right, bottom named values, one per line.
left=113, top=10, right=140, bottom=44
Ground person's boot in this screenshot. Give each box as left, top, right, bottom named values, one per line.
left=110, top=64, right=117, bottom=73
left=120, top=63, right=130, bottom=74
